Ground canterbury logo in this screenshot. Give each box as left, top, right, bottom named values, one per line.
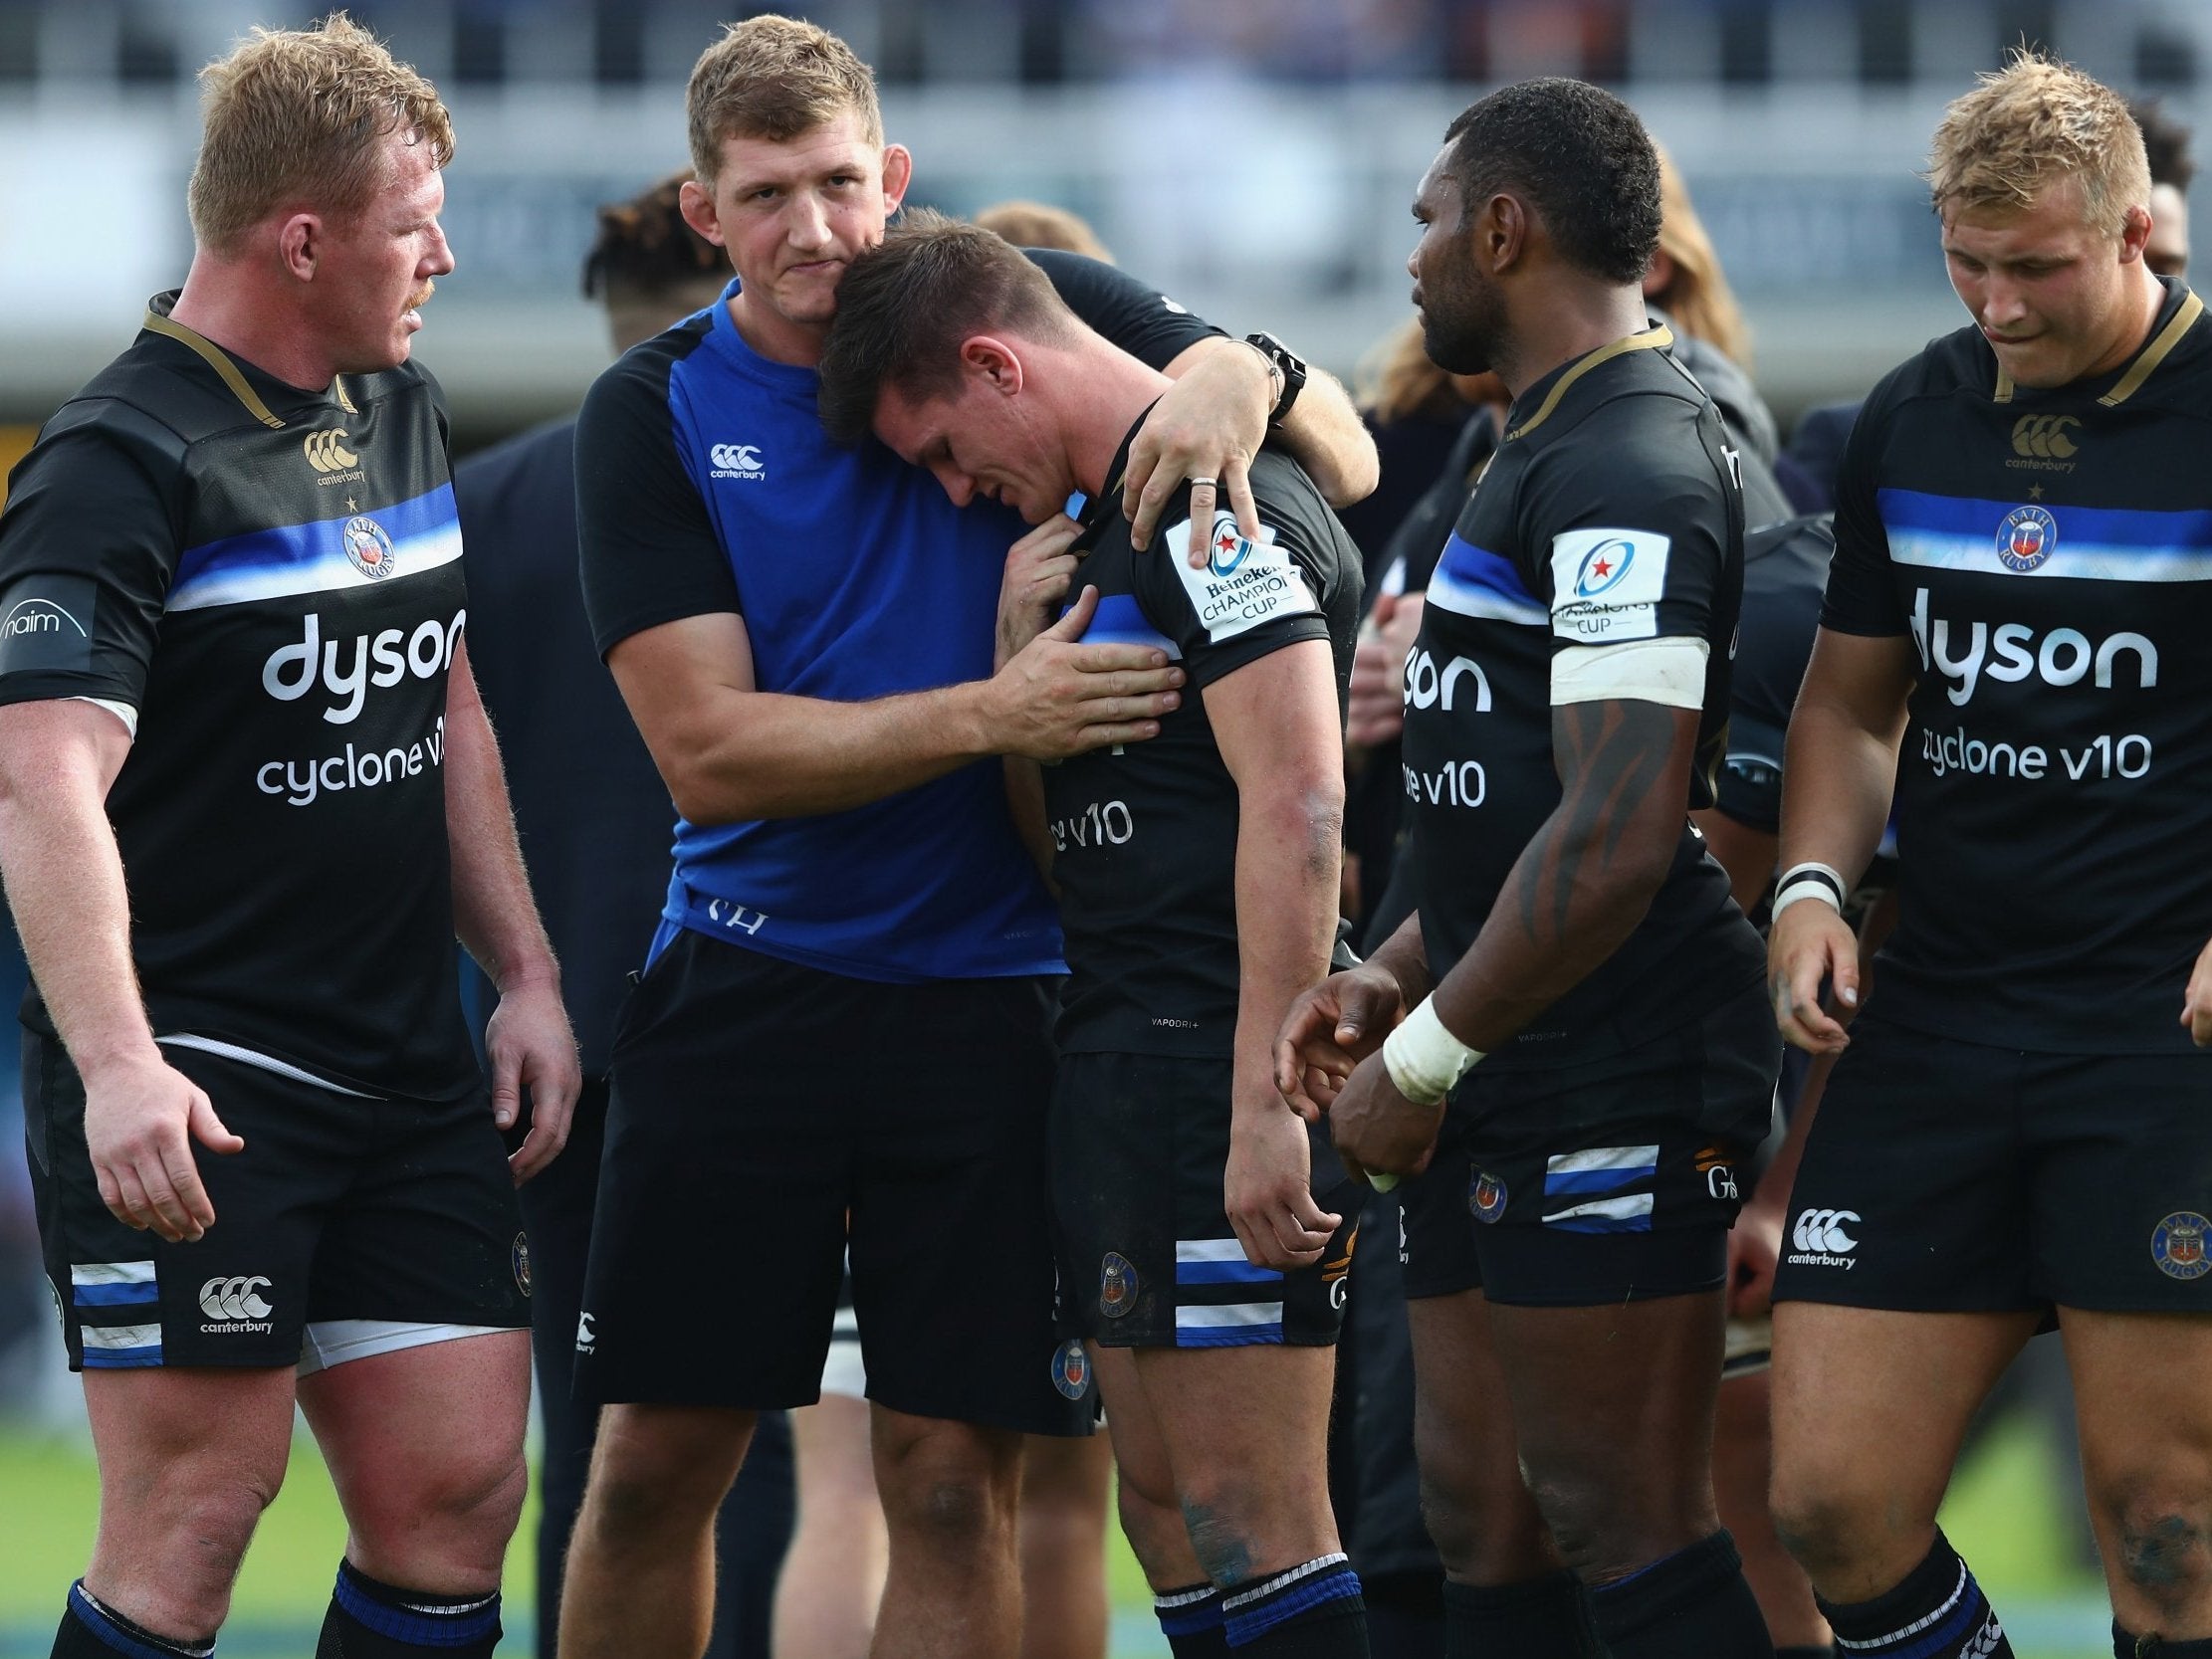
left=1792, top=1208, right=1861, bottom=1253
left=2011, top=414, right=2080, bottom=460
left=303, top=429, right=359, bottom=472
left=709, top=443, right=764, bottom=474
left=199, top=1275, right=272, bottom=1320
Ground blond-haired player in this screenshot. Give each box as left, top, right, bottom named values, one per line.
left=0, top=14, right=577, bottom=1659
left=1769, top=53, right=2212, bottom=1659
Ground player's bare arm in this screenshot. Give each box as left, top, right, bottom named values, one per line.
left=609, top=591, right=1184, bottom=826
left=1127, top=337, right=1378, bottom=558
left=1327, top=696, right=1701, bottom=1182
left=1210, top=638, right=1349, bottom=1270
left=1769, top=627, right=1913, bottom=1054
left=444, top=636, right=580, bottom=1181
left=0, top=699, right=241, bottom=1242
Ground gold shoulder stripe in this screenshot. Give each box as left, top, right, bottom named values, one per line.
left=1505, top=324, right=1673, bottom=442
left=142, top=310, right=285, bottom=429
left=2099, top=288, right=2204, bottom=408
left=333, top=375, right=357, bottom=415
left=1993, top=365, right=2014, bottom=404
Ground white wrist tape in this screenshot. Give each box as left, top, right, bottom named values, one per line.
left=1770, top=861, right=1848, bottom=920
left=1382, top=996, right=1483, bottom=1107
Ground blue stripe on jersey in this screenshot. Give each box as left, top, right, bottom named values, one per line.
left=1542, top=1206, right=1655, bottom=1234
left=168, top=484, right=462, bottom=612
left=1074, top=592, right=1182, bottom=658
left=1879, top=487, right=2212, bottom=582
left=73, top=1281, right=158, bottom=1308
left=1426, top=531, right=1549, bottom=625
left=1175, top=1258, right=1285, bottom=1286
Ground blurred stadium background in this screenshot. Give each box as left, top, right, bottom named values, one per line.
left=2, top=1, right=2204, bottom=1653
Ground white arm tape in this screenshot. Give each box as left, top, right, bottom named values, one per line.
left=1550, top=637, right=1709, bottom=710
left=1382, top=995, right=1483, bottom=1108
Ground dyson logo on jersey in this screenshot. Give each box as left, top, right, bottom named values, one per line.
left=262, top=609, right=466, bottom=725
left=1908, top=587, right=2156, bottom=708
left=1402, top=649, right=1491, bottom=713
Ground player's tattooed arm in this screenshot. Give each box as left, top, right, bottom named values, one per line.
left=1429, top=698, right=1697, bottom=1052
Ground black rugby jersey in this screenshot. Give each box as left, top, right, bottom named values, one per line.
left=1823, top=278, right=2212, bottom=1053
left=1048, top=421, right=1361, bottom=1057
left=0, top=294, right=477, bottom=1099
left=1400, top=326, right=1762, bottom=1070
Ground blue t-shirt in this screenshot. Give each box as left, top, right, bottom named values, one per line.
left=576, top=260, right=1220, bottom=983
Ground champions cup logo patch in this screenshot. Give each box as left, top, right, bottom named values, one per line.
left=341, top=515, right=397, bottom=580
left=1469, top=1170, right=1508, bottom=1224
left=1997, top=505, right=2057, bottom=572
left=1050, top=1339, right=1092, bottom=1400
left=1547, top=526, right=1669, bottom=643
left=1099, top=1252, right=1139, bottom=1319
left=1572, top=538, right=1636, bottom=598
left=2152, top=1211, right=2212, bottom=1280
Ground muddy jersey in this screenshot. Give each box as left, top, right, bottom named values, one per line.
left=1048, top=427, right=1361, bottom=1056
left=1822, top=278, right=2212, bottom=1053
left=0, top=295, right=476, bottom=1099
left=1400, top=326, right=1762, bottom=1071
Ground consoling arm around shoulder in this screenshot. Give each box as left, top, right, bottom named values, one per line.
left=605, top=599, right=1185, bottom=826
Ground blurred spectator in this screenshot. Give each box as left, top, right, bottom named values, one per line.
left=973, top=198, right=1113, bottom=260
left=451, top=169, right=791, bottom=1659
left=2131, top=95, right=2194, bottom=278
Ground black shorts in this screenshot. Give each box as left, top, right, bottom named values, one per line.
left=1400, top=984, right=1777, bottom=1308
left=25, top=1032, right=527, bottom=1371
left=576, top=929, right=1087, bottom=1435
left=1775, top=1016, right=2212, bottom=1314
left=1050, top=1051, right=1363, bottom=1349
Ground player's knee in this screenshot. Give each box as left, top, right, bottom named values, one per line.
left=1115, top=1465, right=1189, bottom=1579
left=579, top=1421, right=740, bottom=1549
left=2098, top=1481, right=2212, bottom=1610
left=171, top=1472, right=275, bottom=1566
left=1768, top=1471, right=1883, bottom=1581
left=876, top=1417, right=1019, bottom=1550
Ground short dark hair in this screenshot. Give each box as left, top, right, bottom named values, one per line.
left=817, top=209, right=1077, bottom=445
left=1440, top=78, right=1660, bottom=286
left=2131, top=96, right=2196, bottom=193
left=580, top=170, right=724, bottom=304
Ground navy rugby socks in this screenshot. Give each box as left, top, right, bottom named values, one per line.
left=1816, top=1530, right=2011, bottom=1659
left=1157, top=1581, right=1231, bottom=1656
left=1442, top=1569, right=1608, bottom=1657
left=1222, top=1554, right=1370, bottom=1654
left=1590, top=1530, right=1774, bottom=1657
left=315, top=1559, right=500, bottom=1658
left=52, top=1582, right=214, bottom=1659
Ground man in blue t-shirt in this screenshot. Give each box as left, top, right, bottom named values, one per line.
left=557, top=18, right=1378, bottom=1659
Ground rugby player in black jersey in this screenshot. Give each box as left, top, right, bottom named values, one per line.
left=0, top=21, right=577, bottom=1659
left=1767, top=55, right=2212, bottom=1659
left=818, top=213, right=1370, bottom=1657
left=1277, top=81, right=1780, bottom=1659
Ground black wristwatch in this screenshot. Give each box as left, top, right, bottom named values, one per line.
left=1244, top=331, right=1308, bottom=427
